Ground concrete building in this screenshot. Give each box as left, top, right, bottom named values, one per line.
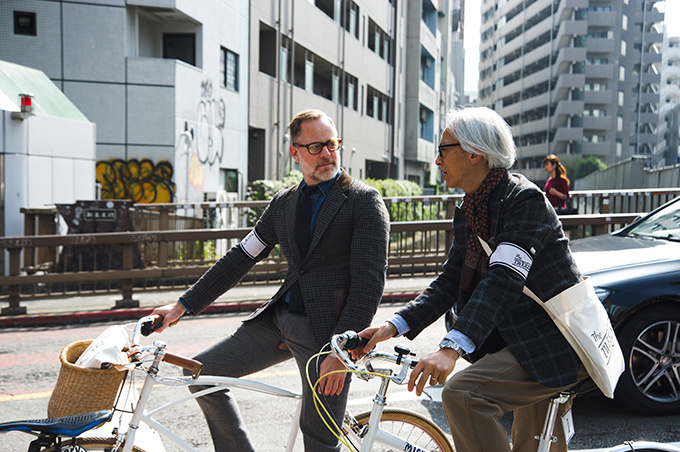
left=0, top=60, right=96, bottom=239
left=1, top=0, right=249, bottom=204
left=2, top=0, right=460, bottom=208
left=655, top=35, right=680, bottom=166
left=249, top=0, right=460, bottom=186
left=477, top=0, right=664, bottom=182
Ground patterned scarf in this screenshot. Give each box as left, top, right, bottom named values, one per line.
left=462, top=168, right=506, bottom=275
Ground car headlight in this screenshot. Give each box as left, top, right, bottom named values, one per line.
left=594, top=287, right=611, bottom=302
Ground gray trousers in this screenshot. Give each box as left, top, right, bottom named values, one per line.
left=187, top=301, right=350, bottom=452
left=442, top=347, right=589, bottom=452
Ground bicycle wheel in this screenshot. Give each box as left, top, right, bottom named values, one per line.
left=44, top=436, right=146, bottom=452
left=345, top=408, right=454, bottom=452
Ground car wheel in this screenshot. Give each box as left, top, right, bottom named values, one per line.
left=615, top=305, right=680, bottom=415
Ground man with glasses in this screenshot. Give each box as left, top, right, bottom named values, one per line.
left=151, top=109, right=390, bottom=451
left=360, top=107, right=588, bottom=452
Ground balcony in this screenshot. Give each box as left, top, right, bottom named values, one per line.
left=554, top=127, right=583, bottom=142
left=586, top=12, right=616, bottom=27
left=585, top=64, right=614, bottom=79
left=582, top=116, right=612, bottom=130
left=586, top=38, right=615, bottom=53
left=583, top=90, right=613, bottom=104
left=552, top=100, right=584, bottom=117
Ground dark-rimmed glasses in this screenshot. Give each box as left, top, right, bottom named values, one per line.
left=293, top=139, right=342, bottom=155
left=437, top=142, right=461, bottom=159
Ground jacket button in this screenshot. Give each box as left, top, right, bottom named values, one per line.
left=299, top=269, right=305, bottom=275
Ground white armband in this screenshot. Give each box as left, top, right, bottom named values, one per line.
left=489, top=242, right=533, bottom=280
left=239, top=229, right=267, bottom=259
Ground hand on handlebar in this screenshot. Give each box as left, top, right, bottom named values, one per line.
left=354, top=322, right=398, bottom=359
left=148, top=302, right=186, bottom=333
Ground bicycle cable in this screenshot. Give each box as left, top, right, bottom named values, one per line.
left=305, top=350, right=393, bottom=451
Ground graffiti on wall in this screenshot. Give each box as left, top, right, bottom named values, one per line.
left=96, top=159, right=176, bottom=203
left=196, top=79, right=226, bottom=166
left=176, top=79, right=226, bottom=201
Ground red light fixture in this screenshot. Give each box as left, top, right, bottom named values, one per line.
left=11, top=93, right=34, bottom=120
left=19, top=93, right=33, bottom=113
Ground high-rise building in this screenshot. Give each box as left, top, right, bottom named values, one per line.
left=250, top=0, right=460, bottom=186
left=477, top=0, right=663, bottom=182
left=656, top=35, right=680, bottom=166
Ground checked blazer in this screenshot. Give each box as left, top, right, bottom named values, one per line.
left=180, top=170, right=391, bottom=348
left=398, top=171, right=584, bottom=388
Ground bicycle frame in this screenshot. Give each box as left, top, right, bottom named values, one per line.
left=111, top=372, right=302, bottom=452
left=113, top=362, right=424, bottom=452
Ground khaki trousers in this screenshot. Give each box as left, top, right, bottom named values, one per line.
left=442, top=347, right=588, bottom=452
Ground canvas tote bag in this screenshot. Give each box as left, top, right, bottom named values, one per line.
left=478, top=237, right=624, bottom=398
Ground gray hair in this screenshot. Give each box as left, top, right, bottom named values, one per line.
left=444, top=107, right=516, bottom=169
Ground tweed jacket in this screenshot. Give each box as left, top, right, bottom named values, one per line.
left=398, top=171, right=583, bottom=388
left=180, top=170, right=390, bottom=348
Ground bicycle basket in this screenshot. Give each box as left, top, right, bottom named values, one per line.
left=47, top=340, right=127, bottom=418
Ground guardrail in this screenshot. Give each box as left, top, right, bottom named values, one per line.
left=0, top=213, right=642, bottom=315
left=5, top=187, right=679, bottom=315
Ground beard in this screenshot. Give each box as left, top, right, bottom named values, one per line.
left=300, top=156, right=339, bottom=184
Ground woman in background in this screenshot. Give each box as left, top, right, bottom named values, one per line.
left=543, top=154, right=570, bottom=209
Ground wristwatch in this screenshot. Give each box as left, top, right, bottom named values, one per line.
left=439, top=338, right=467, bottom=357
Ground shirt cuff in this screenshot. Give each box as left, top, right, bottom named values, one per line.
left=178, top=298, right=192, bottom=315
left=444, top=329, right=476, bottom=354
left=387, top=314, right=411, bottom=337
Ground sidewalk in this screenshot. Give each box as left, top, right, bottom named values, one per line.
left=0, top=276, right=434, bottom=328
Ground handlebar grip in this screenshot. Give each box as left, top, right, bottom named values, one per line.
left=141, top=315, right=179, bottom=336
left=163, top=352, right=203, bottom=380
left=342, top=331, right=369, bottom=350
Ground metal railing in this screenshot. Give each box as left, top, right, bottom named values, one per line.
left=2, top=188, right=679, bottom=315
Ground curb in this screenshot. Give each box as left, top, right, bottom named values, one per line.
left=0, top=292, right=419, bottom=328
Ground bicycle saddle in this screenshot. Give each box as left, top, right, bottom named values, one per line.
left=0, top=409, right=113, bottom=436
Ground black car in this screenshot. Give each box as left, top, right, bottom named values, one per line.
left=569, top=196, right=680, bottom=415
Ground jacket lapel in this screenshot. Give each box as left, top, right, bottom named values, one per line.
left=305, top=170, right=351, bottom=261
left=287, top=182, right=305, bottom=261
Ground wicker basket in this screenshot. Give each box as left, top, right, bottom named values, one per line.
left=47, top=340, right=127, bottom=418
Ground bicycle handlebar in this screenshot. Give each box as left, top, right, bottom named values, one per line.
left=129, top=316, right=203, bottom=381
left=330, top=331, right=418, bottom=384
left=163, top=352, right=203, bottom=380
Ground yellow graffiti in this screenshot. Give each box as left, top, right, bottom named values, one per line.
left=96, top=159, right=176, bottom=203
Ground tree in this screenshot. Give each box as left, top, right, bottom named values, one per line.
left=563, top=155, right=606, bottom=185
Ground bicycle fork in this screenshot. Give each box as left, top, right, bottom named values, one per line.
left=536, top=391, right=571, bottom=452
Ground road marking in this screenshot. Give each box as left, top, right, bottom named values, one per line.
left=0, top=390, right=52, bottom=402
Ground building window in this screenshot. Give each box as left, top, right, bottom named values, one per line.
left=163, top=33, right=196, bottom=66
left=221, top=47, right=239, bottom=91
left=14, top=11, right=36, bottom=36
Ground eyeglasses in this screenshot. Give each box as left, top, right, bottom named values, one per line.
left=294, top=139, right=342, bottom=155
left=437, top=142, right=461, bottom=159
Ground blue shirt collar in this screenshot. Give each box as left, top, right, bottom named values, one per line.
left=301, top=170, right=341, bottom=196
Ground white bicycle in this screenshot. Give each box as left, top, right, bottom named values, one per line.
left=0, top=316, right=453, bottom=452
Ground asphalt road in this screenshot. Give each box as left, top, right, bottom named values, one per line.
left=2, top=304, right=680, bottom=451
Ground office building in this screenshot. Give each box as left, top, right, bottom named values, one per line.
left=477, top=0, right=663, bottom=182
left=656, top=35, right=680, bottom=166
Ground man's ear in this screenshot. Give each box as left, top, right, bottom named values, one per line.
left=469, top=152, right=483, bottom=165
left=289, top=145, right=299, bottom=162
